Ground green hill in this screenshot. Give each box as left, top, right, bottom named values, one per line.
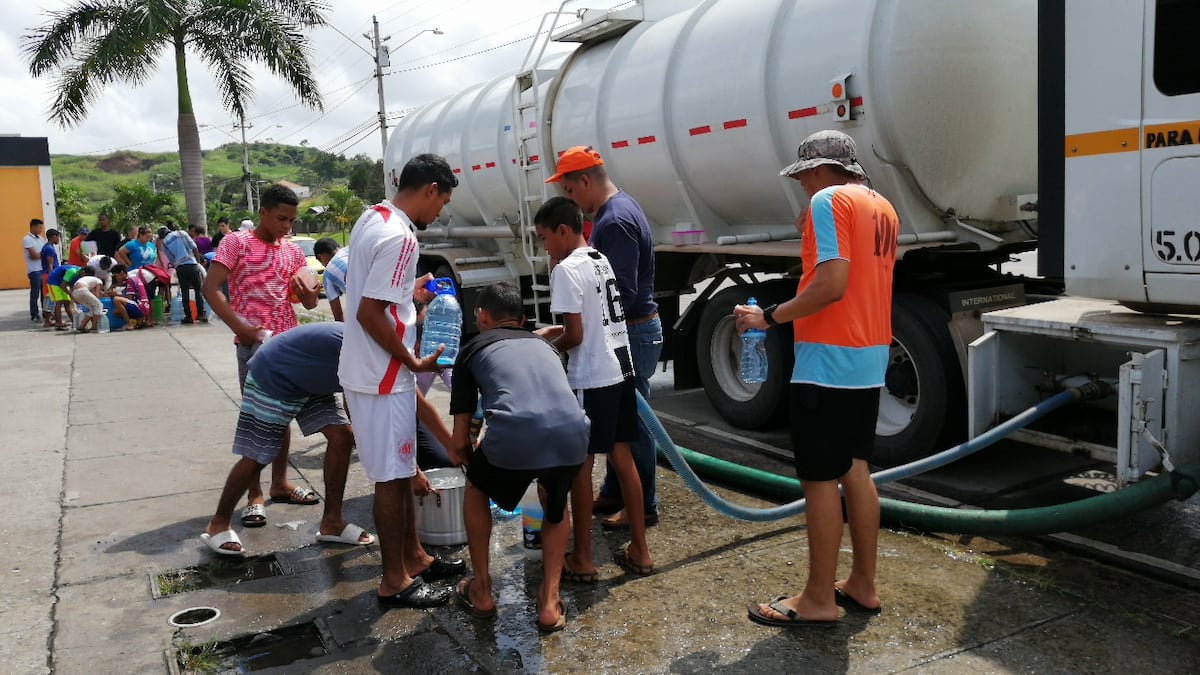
left=52, top=142, right=384, bottom=225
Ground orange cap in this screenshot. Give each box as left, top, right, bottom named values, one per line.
left=544, top=145, right=604, bottom=183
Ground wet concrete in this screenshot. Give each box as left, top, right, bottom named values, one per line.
left=2, top=288, right=1199, bottom=673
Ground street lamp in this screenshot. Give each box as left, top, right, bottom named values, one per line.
left=365, top=20, right=444, bottom=157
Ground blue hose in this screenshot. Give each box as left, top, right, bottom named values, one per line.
left=637, top=388, right=1080, bottom=522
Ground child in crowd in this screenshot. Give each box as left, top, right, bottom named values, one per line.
left=448, top=281, right=589, bottom=632
left=534, top=196, right=654, bottom=581
left=46, top=263, right=80, bottom=330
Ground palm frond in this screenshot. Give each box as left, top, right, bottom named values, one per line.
left=24, top=2, right=126, bottom=76
left=190, top=32, right=255, bottom=120
left=188, top=0, right=325, bottom=113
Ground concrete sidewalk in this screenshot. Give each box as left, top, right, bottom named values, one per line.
left=1, top=288, right=1198, bottom=674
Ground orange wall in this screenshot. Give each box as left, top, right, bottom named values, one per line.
left=0, top=168, right=46, bottom=290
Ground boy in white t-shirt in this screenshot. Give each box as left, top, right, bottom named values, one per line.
left=534, top=196, right=654, bottom=580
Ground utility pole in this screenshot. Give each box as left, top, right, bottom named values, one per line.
left=370, top=15, right=391, bottom=158
left=236, top=115, right=254, bottom=212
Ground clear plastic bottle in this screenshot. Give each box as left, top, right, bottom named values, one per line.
left=739, top=297, right=768, bottom=384
left=169, top=293, right=183, bottom=324
left=520, top=483, right=543, bottom=560
left=420, top=282, right=462, bottom=366
left=98, top=309, right=110, bottom=334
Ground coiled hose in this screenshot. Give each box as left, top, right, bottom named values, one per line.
left=638, top=388, right=1200, bottom=535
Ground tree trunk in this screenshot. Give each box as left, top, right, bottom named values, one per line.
left=174, top=34, right=207, bottom=229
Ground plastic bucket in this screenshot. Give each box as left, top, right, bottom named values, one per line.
left=415, top=468, right=467, bottom=546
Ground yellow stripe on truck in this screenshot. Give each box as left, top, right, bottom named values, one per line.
left=1064, top=128, right=1140, bottom=157
left=1066, top=120, right=1200, bottom=157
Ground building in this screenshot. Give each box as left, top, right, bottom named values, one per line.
left=277, top=180, right=311, bottom=199
left=0, top=137, right=58, bottom=290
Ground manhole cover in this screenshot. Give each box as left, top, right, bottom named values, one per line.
left=172, top=620, right=330, bottom=672
left=168, top=606, right=220, bottom=628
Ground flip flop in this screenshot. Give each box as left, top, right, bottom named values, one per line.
left=416, top=555, right=466, bottom=581
left=834, top=587, right=882, bottom=615
left=561, top=553, right=598, bottom=583
left=271, top=486, right=321, bottom=505
left=455, top=576, right=497, bottom=619
left=536, top=600, right=567, bottom=633
left=612, top=544, right=654, bottom=576
left=200, top=530, right=245, bottom=556
left=240, top=503, right=267, bottom=528
left=377, top=577, right=450, bottom=609
left=747, top=597, right=838, bottom=628
left=315, top=523, right=376, bottom=546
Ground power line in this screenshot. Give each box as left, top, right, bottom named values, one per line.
left=273, top=77, right=376, bottom=144
left=383, top=30, right=545, bottom=77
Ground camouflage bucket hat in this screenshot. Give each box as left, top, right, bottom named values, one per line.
left=780, top=130, right=867, bottom=179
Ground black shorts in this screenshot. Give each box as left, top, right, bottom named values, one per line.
left=789, top=384, right=880, bottom=481
left=581, top=378, right=639, bottom=454
left=465, top=447, right=582, bottom=524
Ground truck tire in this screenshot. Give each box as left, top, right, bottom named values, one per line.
left=697, top=284, right=795, bottom=429
left=873, top=293, right=965, bottom=464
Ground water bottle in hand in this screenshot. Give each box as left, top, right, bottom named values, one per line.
left=420, top=280, right=461, bottom=366
left=739, top=297, right=768, bottom=384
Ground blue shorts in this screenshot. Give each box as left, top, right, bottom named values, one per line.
left=232, top=373, right=350, bottom=465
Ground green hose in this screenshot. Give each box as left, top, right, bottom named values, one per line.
left=652, top=418, right=1200, bottom=536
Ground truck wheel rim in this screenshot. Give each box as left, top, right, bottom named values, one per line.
left=878, top=338, right=919, bottom=437
left=711, top=314, right=760, bottom=402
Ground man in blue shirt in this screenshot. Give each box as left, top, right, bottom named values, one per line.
left=545, top=145, right=663, bottom=530
left=161, top=225, right=206, bottom=323
left=314, top=238, right=349, bottom=322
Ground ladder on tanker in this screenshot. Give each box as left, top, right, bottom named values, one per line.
left=512, top=6, right=579, bottom=327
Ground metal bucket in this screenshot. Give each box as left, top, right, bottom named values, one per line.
left=415, top=468, right=467, bottom=546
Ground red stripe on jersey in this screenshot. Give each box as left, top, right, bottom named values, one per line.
left=377, top=305, right=407, bottom=394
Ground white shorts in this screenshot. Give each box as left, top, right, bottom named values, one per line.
left=344, top=389, right=417, bottom=483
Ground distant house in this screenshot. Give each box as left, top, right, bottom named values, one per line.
left=278, top=180, right=311, bottom=199
left=0, top=136, right=58, bottom=290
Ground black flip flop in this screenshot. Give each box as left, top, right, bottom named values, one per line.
left=417, top=555, right=466, bottom=581
left=747, top=597, right=838, bottom=628
left=834, top=587, right=882, bottom=615
left=536, top=600, right=567, bottom=633
left=377, top=577, right=450, bottom=609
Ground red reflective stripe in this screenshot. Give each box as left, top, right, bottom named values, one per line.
left=724, top=119, right=748, bottom=129
left=611, top=140, right=630, bottom=149
left=850, top=96, right=864, bottom=106
left=452, top=168, right=462, bottom=174
left=689, top=125, right=712, bottom=136
left=485, top=162, right=496, bottom=168
left=471, top=165, right=482, bottom=171
left=530, top=154, right=540, bottom=163
left=788, top=107, right=818, bottom=119
left=377, top=305, right=407, bottom=395
left=512, top=158, right=517, bottom=164
left=637, top=135, right=656, bottom=145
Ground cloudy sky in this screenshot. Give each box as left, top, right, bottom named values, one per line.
left=0, top=0, right=583, bottom=158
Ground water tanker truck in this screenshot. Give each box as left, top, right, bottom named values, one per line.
left=385, top=0, right=1200, bottom=481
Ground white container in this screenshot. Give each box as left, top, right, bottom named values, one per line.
left=415, top=468, right=467, bottom=546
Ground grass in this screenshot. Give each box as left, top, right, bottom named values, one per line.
left=174, top=637, right=221, bottom=674
left=154, top=568, right=201, bottom=597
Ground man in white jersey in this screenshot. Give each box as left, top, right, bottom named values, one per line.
left=339, top=153, right=462, bottom=608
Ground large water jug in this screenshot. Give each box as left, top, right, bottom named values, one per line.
left=739, top=297, right=768, bottom=384
left=420, top=278, right=461, bottom=366
left=169, top=293, right=184, bottom=324
left=98, top=309, right=110, bottom=334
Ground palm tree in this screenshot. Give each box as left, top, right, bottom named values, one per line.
left=24, top=0, right=328, bottom=230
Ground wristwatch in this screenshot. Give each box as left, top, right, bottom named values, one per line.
left=762, top=303, right=780, bottom=327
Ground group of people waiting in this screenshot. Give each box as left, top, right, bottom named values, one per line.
left=192, top=127, right=891, bottom=635
left=20, top=211, right=256, bottom=332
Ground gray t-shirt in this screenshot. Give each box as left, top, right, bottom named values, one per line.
left=450, top=327, right=589, bottom=471
left=248, top=322, right=343, bottom=400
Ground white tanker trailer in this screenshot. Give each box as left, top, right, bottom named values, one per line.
left=386, top=0, right=1200, bottom=477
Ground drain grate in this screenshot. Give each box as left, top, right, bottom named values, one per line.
left=152, top=554, right=288, bottom=598
left=173, top=620, right=330, bottom=673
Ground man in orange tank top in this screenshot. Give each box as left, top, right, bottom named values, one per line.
left=737, top=130, right=897, bottom=627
